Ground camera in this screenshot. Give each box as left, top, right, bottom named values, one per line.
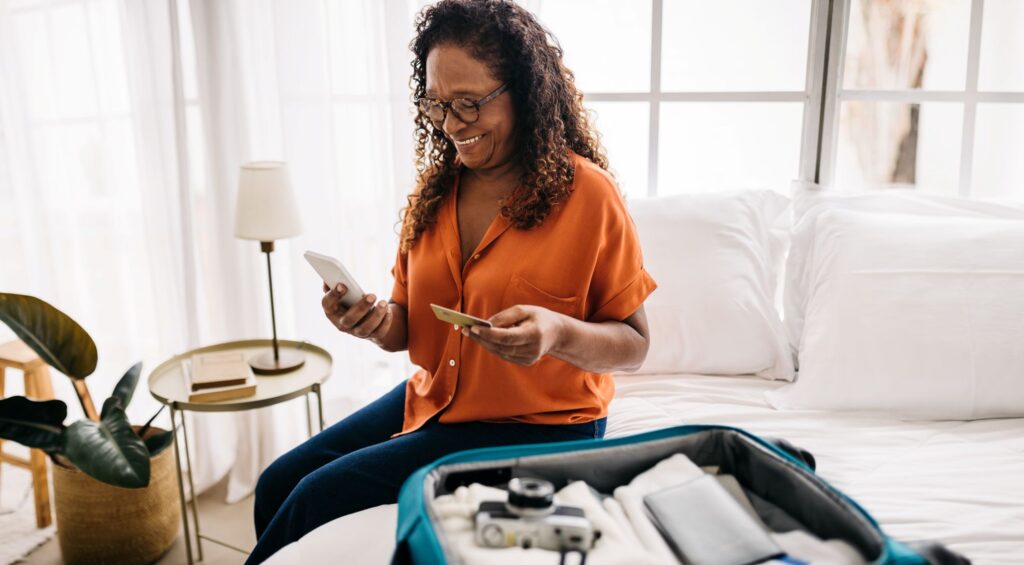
left=474, top=477, right=598, bottom=552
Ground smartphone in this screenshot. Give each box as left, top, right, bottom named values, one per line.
left=430, top=304, right=492, bottom=328
left=304, top=250, right=366, bottom=308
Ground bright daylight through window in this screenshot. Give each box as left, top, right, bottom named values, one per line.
left=533, top=0, right=1024, bottom=200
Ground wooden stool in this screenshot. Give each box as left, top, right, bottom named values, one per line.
left=0, top=339, right=54, bottom=528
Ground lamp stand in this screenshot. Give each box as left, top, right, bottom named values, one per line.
left=250, top=240, right=305, bottom=375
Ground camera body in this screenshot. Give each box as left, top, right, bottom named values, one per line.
left=473, top=478, right=597, bottom=552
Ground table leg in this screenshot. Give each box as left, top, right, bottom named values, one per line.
left=314, top=383, right=325, bottom=432
left=305, top=393, right=313, bottom=439
left=180, top=409, right=204, bottom=561
left=170, top=406, right=194, bottom=565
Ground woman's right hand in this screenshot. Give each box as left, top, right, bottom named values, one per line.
left=321, top=283, right=393, bottom=343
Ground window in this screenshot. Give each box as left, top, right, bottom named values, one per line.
left=531, top=0, right=825, bottom=198
left=819, top=0, right=1024, bottom=198
left=2, top=0, right=192, bottom=421
left=6, top=0, right=145, bottom=327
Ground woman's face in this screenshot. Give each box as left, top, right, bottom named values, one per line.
left=425, top=44, right=516, bottom=173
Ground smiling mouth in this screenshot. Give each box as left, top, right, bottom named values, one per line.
left=453, top=134, right=484, bottom=147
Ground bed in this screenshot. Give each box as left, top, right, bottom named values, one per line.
left=266, top=372, right=1024, bottom=564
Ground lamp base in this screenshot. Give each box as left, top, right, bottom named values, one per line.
left=249, top=349, right=305, bottom=375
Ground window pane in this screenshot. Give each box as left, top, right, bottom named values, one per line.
left=0, top=123, right=9, bottom=201
left=972, top=104, right=1024, bottom=200
left=657, top=102, right=803, bottom=194
left=32, top=124, right=104, bottom=202
left=186, top=105, right=207, bottom=196
left=176, top=0, right=200, bottom=101
left=50, top=3, right=99, bottom=118
left=843, top=0, right=969, bottom=91
left=105, top=118, right=138, bottom=202
left=333, top=102, right=391, bottom=207
left=532, top=0, right=651, bottom=93
left=88, top=0, right=130, bottom=115
left=12, top=11, right=56, bottom=120
left=661, top=0, right=811, bottom=92
left=978, top=0, right=1024, bottom=92
left=327, top=0, right=385, bottom=96
left=835, top=102, right=962, bottom=194
left=585, top=101, right=648, bottom=200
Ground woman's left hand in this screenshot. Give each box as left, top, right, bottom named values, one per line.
left=461, top=305, right=566, bottom=366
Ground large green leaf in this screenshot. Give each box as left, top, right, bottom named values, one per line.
left=143, top=430, right=174, bottom=456
left=0, top=293, right=97, bottom=379
left=104, top=362, right=143, bottom=419
left=0, top=396, right=67, bottom=454
left=64, top=398, right=150, bottom=488
left=137, top=404, right=165, bottom=439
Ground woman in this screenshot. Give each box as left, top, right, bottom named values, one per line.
left=248, top=0, right=656, bottom=562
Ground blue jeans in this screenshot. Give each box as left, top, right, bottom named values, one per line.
left=247, top=380, right=606, bottom=564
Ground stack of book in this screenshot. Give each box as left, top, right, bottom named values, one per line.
left=182, top=351, right=257, bottom=402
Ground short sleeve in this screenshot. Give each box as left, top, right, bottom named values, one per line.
left=390, top=245, right=409, bottom=308
left=586, top=195, right=657, bottom=323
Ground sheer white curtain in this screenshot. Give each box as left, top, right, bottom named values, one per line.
left=0, top=0, right=189, bottom=425
left=182, top=0, right=421, bottom=501
left=0, top=0, right=421, bottom=501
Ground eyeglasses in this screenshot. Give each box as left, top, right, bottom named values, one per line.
left=416, top=82, right=511, bottom=128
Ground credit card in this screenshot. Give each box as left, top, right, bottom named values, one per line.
left=430, top=304, right=492, bottom=328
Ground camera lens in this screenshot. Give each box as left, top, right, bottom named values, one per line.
left=506, top=478, right=555, bottom=516
left=481, top=524, right=505, bottom=547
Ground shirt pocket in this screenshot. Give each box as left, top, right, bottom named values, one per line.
left=502, top=274, right=581, bottom=318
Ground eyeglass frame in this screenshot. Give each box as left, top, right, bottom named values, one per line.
left=416, top=82, right=511, bottom=127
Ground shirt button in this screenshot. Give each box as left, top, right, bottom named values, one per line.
left=449, top=359, right=456, bottom=367
left=447, top=393, right=453, bottom=402
left=453, top=324, right=460, bottom=331
left=473, top=254, right=480, bottom=260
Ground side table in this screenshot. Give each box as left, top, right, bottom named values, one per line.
left=148, top=339, right=332, bottom=564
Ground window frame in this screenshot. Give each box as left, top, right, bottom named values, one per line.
left=580, top=0, right=832, bottom=196
left=816, top=0, right=1024, bottom=196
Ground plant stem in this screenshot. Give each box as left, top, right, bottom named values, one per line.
left=137, top=404, right=166, bottom=438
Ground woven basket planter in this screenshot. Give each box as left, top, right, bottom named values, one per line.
left=52, top=427, right=180, bottom=565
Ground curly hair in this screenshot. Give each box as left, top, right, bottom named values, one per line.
left=399, top=0, right=609, bottom=252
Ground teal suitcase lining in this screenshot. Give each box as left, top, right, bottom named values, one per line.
left=393, top=424, right=967, bottom=565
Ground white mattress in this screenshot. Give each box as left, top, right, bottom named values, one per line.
left=267, top=374, right=1024, bottom=564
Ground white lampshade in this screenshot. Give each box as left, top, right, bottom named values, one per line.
left=234, top=161, right=303, bottom=241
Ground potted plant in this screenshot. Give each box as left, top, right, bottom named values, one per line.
left=0, top=293, right=180, bottom=564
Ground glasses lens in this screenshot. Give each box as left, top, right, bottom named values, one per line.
left=451, top=99, right=479, bottom=124
left=418, top=99, right=445, bottom=125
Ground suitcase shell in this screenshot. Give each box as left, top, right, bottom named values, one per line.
left=394, top=424, right=966, bottom=564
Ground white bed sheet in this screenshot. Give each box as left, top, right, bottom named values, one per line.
left=267, top=374, right=1024, bottom=564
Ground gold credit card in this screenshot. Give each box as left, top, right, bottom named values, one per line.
left=430, top=304, right=492, bottom=328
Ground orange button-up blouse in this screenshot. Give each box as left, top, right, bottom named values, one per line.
left=390, top=152, right=657, bottom=436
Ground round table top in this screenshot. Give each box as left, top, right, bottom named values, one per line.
left=147, top=339, right=332, bottom=412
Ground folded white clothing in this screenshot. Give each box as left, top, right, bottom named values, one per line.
left=429, top=452, right=868, bottom=565
left=600, top=496, right=642, bottom=548
left=768, top=530, right=867, bottom=564
left=612, top=453, right=706, bottom=564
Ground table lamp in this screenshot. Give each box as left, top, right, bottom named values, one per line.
left=234, top=161, right=305, bottom=374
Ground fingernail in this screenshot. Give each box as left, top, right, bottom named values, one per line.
left=335, top=284, right=343, bottom=292
left=365, top=295, right=374, bottom=303
left=470, top=326, right=480, bottom=335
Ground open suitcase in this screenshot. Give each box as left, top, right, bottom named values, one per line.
left=393, top=424, right=969, bottom=564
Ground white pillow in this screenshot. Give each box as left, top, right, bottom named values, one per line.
left=784, top=185, right=1024, bottom=356
left=768, top=208, right=1024, bottom=419
left=628, top=191, right=793, bottom=380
